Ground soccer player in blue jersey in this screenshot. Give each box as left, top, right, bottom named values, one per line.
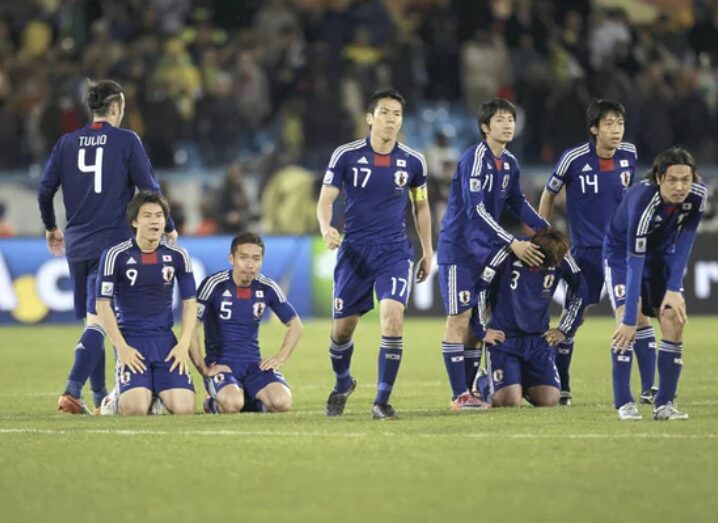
left=437, top=98, right=549, bottom=410
left=603, top=147, right=706, bottom=420
left=473, top=229, right=587, bottom=407
left=189, top=233, right=302, bottom=414
left=538, top=100, right=642, bottom=406
left=317, top=87, right=432, bottom=420
left=96, top=192, right=195, bottom=416
left=37, top=79, right=176, bottom=414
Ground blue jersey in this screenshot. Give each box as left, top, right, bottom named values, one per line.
left=197, top=270, right=297, bottom=366
left=476, top=247, right=587, bottom=339
left=546, top=141, right=637, bottom=248
left=603, top=180, right=707, bottom=324
left=38, top=122, right=174, bottom=262
left=96, top=239, right=195, bottom=336
left=322, top=137, right=427, bottom=244
left=438, top=141, right=548, bottom=265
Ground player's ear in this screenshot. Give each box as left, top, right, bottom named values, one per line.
left=589, top=125, right=598, bottom=138
left=366, top=112, right=374, bottom=126
left=480, top=122, right=490, bottom=136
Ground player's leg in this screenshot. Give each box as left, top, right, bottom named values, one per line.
left=635, top=316, right=657, bottom=404
left=117, top=387, right=153, bottom=416
left=153, top=333, right=195, bottom=415
left=159, top=388, right=196, bottom=415
left=58, top=260, right=106, bottom=414
left=485, top=344, right=521, bottom=407
left=255, top=383, right=293, bottom=413
left=203, top=368, right=244, bottom=413
left=523, top=337, right=561, bottom=407
left=246, top=364, right=292, bottom=413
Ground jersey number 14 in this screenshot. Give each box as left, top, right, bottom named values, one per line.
left=578, top=174, right=598, bottom=194
left=78, top=147, right=104, bottom=193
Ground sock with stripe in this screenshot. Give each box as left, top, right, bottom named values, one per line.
left=463, top=346, right=482, bottom=391
left=65, top=326, right=106, bottom=399
left=329, top=338, right=354, bottom=393
left=633, top=326, right=657, bottom=392
left=611, top=343, right=634, bottom=408
left=442, top=342, right=468, bottom=399
left=375, top=336, right=403, bottom=405
left=555, top=337, right=574, bottom=393
left=655, top=340, right=683, bottom=408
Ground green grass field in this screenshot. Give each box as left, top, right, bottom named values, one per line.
left=0, top=317, right=716, bottom=523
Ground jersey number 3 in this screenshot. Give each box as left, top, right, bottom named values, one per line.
left=78, top=147, right=104, bottom=194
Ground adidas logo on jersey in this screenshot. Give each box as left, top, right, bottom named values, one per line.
left=126, top=257, right=137, bottom=265
left=513, top=260, right=523, bottom=267
left=222, top=290, right=231, bottom=297
left=358, top=157, right=369, bottom=164
left=581, top=163, right=592, bottom=172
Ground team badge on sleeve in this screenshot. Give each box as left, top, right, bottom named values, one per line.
left=323, top=170, right=334, bottom=184
left=635, top=238, right=646, bottom=254
left=101, top=282, right=114, bottom=297
left=481, top=266, right=496, bottom=282
left=470, top=178, right=481, bottom=192
left=548, top=177, right=562, bottom=191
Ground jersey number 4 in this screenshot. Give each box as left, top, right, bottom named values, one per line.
left=78, top=147, right=104, bottom=193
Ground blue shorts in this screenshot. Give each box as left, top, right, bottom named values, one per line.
left=486, top=336, right=560, bottom=394
left=68, top=258, right=99, bottom=319
left=603, top=256, right=669, bottom=317
left=571, top=246, right=604, bottom=306
left=333, top=241, right=414, bottom=318
left=438, top=263, right=482, bottom=315
left=203, top=360, right=289, bottom=399
left=116, top=332, right=195, bottom=395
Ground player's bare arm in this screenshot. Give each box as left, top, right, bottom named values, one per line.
left=317, top=185, right=342, bottom=250
left=188, top=319, right=231, bottom=377
left=165, top=297, right=197, bottom=375
left=260, top=316, right=304, bottom=371
left=96, top=298, right=146, bottom=373
left=410, top=194, right=433, bottom=283
left=538, top=188, right=558, bottom=221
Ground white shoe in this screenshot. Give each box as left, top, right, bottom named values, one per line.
left=617, top=402, right=642, bottom=420
left=149, top=396, right=166, bottom=415
left=99, top=387, right=119, bottom=416
left=653, top=402, right=688, bottom=420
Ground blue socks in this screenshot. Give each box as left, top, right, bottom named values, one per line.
left=611, top=342, right=635, bottom=408
left=655, top=340, right=683, bottom=407
left=375, top=336, right=403, bottom=405
left=464, top=346, right=482, bottom=390
left=555, top=337, right=574, bottom=393
left=329, top=338, right=355, bottom=393
left=634, top=326, right=657, bottom=393
left=442, top=342, right=466, bottom=400
left=65, top=325, right=106, bottom=400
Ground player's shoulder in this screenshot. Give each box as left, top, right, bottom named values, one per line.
left=616, top=141, right=638, bottom=159
left=689, top=181, right=708, bottom=205
left=198, top=270, right=230, bottom=300
left=327, top=138, right=368, bottom=167
left=100, top=238, right=134, bottom=271
left=458, top=142, right=488, bottom=175
left=255, top=273, right=287, bottom=301
left=503, top=148, right=519, bottom=168
left=159, top=241, right=192, bottom=268
left=555, top=142, right=591, bottom=174
left=397, top=141, right=427, bottom=170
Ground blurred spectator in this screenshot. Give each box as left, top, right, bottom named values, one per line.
left=260, top=163, right=317, bottom=234
left=425, top=131, right=459, bottom=180
left=461, top=30, right=509, bottom=114
left=0, top=202, right=16, bottom=237
left=215, top=162, right=253, bottom=234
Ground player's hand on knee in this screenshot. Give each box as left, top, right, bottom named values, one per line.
left=118, top=344, right=146, bottom=373
left=165, top=341, right=190, bottom=375
left=260, top=355, right=286, bottom=371
left=543, top=328, right=566, bottom=346
left=660, top=291, right=687, bottom=325
left=510, top=239, right=544, bottom=267
left=612, top=323, right=636, bottom=352
left=482, top=328, right=505, bottom=346
left=204, top=363, right=232, bottom=377
left=322, top=227, right=342, bottom=250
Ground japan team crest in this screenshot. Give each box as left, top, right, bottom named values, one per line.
left=161, top=266, right=175, bottom=283
left=620, top=171, right=631, bottom=187
left=334, top=298, right=344, bottom=312
left=394, top=170, right=408, bottom=188
left=501, top=174, right=510, bottom=190
left=543, top=274, right=555, bottom=289
left=458, top=290, right=471, bottom=305
left=614, top=284, right=626, bottom=298
left=253, top=302, right=266, bottom=318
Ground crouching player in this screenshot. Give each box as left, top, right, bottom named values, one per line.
left=474, top=229, right=587, bottom=407
left=190, top=233, right=302, bottom=414
left=96, top=192, right=196, bottom=415
left=603, top=147, right=706, bottom=420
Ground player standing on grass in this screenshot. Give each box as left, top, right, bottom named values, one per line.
left=437, top=98, right=549, bottom=410
left=317, top=87, right=432, bottom=420
left=37, top=79, right=177, bottom=414
left=472, top=228, right=587, bottom=407
left=96, top=191, right=195, bottom=416
left=538, top=100, right=643, bottom=406
left=189, top=233, right=302, bottom=414
left=603, top=147, right=706, bottom=420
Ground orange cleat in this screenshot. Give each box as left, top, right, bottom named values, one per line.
left=450, top=391, right=490, bottom=411
left=57, top=394, right=92, bottom=415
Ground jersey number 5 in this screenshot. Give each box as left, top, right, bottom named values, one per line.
left=78, top=147, right=104, bottom=194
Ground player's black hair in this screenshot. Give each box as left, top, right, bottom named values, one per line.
left=367, top=87, right=406, bottom=114
left=530, top=228, right=569, bottom=268
left=477, top=98, right=516, bottom=139
left=127, top=191, right=170, bottom=231
left=84, top=79, right=123, bottom=116
left=586, top=99, right=625, bottom=139
left=647, top=147, right=700, bottom=184
left=231, top=232, right=265, bottom=256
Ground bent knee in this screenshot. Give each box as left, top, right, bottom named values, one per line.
left=491, top=391, right=522, bottom=408
left=267, top=395, right=292, bottom=413
left=119, top=401, right=150, bottom=416
left=219, top=398, right=245, bottom=414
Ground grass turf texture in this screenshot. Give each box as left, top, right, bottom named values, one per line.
left=0, top=317, right=716, bottom=523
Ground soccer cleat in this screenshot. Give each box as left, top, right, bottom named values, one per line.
left=559, top=391, right=572, bottom=406
left=617, top=402, right=642, bottom=421
left=149, top=395, right=166, bottom=415
left=99, top=388, right=119, bottom=416
left=653, top=402, right=689, bottom=421
left=472, top=367, right=490, bottom=402
left=450, top=391, right=490, bottom=411
left=57, top=394, right=93, bottom=415
left=639, top=387, right=658, bottom=405
left=372, top=403, right=398, bottom=420
left=324, top=377, right=357, bottom=417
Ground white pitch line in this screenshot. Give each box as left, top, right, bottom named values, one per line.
left=0, top=428, right=715, bottom=439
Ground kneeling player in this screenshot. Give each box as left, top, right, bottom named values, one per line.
left=97, top=192, right=196, bottom=415
left=190, top=233, right=302, bottom=414
left=603, top=147, right=706, bottom=420
left=474, top=229, right=587, bottom=407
